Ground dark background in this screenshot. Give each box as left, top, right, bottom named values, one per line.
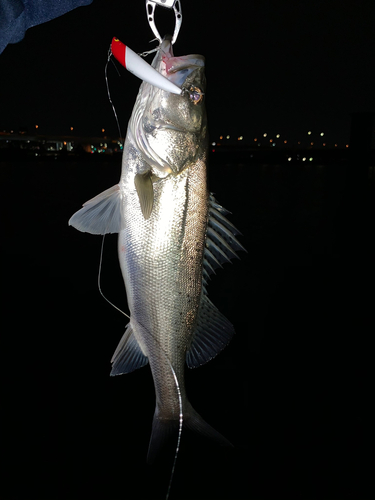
left=1, top=155, right=374, bottom=499
left=1, top=1, right=375, bottom=499
left=1, top=0, right=375, bottom=143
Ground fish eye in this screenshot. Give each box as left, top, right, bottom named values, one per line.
left=187, top=86, right=204, bottom=105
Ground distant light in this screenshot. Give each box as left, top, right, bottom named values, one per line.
left=63, top=141, right=67, bottom=145
left=302, top=157, right=306, bottom=161
left=102, top=128, right=105, bottom=133
left=284, top=140, right=287, bottom=144
left=212, top=142, right=216, bottom=146
left=298, top=141, right=301, bottom=145
left=287, top=157, right=292, bottom=161
left=269, top=139, right=273, bottom=143
left=212, top=149, right=215, bottom=153
left=254, top=138, right=258, bottom=142
left=70, top=126, right=73, bottom=131
left=323, top=143, right=326, bottom=146
left=263, top=133, right=267, bottom=137
left=320, top=132, right=324, bottom=136
left=308, top=131, right=312, bottom=135
left=226, top=135, right=230, bottom=139
left=219, top=136, right=223, bottom=140
left=276, top=134, right=280, bottom=138
left=238, top=136, right=243, bottom=141
left=311, top=142, right=314, bottom=146
left=334, top=143, right=338, bottom=147
left=309, top=157, right=313, bottom=161
left=272, top=143, right=276, bottom=147
left=35, top=125, right=39, bottom=129
left=346, top=144, right=349, bottom=148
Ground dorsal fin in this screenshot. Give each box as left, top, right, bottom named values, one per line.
left=186, top=194, right=246, bottom=368
left=186, top=293, right=235, bottom=368
left=203, top=194, right=247, bottom=279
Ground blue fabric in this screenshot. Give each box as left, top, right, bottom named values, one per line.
left=0, top=0, right=93, bottom=54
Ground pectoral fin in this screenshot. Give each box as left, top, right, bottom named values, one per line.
left=134, top=171, right=154, bottom=219
left=69, top=184, right=123, bottom=234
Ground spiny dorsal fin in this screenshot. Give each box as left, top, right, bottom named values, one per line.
left=203, top=194, right=246, bottom=278
left=69, top=184, right=123, bottom=234
left=134, top=170, right=154, bottom=219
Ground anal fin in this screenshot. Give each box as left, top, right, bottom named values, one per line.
left=110, top=323, right=148, bottom=376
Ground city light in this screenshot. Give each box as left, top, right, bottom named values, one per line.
left=226, top=135, right=230, bottom=139
left=102, top=128, right=105, bottom=133
left=320, top=132, right=324, bottom=136
left=276, top=134, right=280, bottom=138
left=238, top=136, right=243, bottom=141
left=308, top=131, right=312, bottom=135
left=211, top=142, right=216, bottom=146
left=220, top=136, right=223, bottom=140
left=263, top=133, right=267, bottom=137
left=70, top=126, right=73, bottom=131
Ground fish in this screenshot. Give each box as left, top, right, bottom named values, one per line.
left=69, top=35, right=245, bottom=463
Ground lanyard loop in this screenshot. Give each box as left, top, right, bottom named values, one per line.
left=146, top=0, right=182, bottom=45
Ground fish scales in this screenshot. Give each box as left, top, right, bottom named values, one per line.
left=69, top=35, right=245, bottom=463
left=120, top=136, right=208, bottom=417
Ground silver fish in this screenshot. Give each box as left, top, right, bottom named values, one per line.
left=69, top=36, right=245, bottom=463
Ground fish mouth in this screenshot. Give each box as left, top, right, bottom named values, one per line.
left=156, top=35, right=205, bottom=88
left=130, top=36, right=206, bottom=176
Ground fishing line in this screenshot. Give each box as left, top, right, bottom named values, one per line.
left=104, top=40, right=182, bottom=500
left=98, top=234, right=130, bottom=320
left=105, top=47, right=123, bottom=141
left=97, top=233, right=182, bottom=498
left=166, top=368, right=183, bottom=500
left=136, top=317, right=183, bottom=500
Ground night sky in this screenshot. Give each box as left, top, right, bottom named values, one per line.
left=1, top=2, right=375, bottom=500
left=1, top=0, right=375, bottom=143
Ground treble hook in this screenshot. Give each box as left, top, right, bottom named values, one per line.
left=145, top=0, right=182, bottom=45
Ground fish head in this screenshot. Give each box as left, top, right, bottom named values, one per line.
left=130, top=36, right=207, bottom=176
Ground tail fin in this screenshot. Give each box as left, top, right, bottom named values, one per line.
left=147, top=402, right=232, bottom=464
